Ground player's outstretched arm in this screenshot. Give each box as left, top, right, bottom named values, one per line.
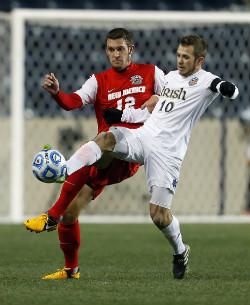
left=210, top=78, right=239, bottom=99
left=121, top=107, right=150, bottom=123
left=141, top=95, right=159, bottom=112
left=42, top=72, right=83, bottom=111
left=103, top=107, right=150, bottom=124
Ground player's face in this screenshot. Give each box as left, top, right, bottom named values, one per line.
left=106, top=38, right=133, bottom=71
left=176, top=44, right=204, bottom=77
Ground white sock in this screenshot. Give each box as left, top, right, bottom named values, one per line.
left=66, top=141, right=102, bottom=175
left=161, top=216, right=186, bottom=255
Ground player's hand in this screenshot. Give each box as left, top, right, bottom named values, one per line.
left=42, top=73, right=59, bottom=95
left=103, top=108, right=123, bottom=124
left=141, top=95, right=159, bottom=113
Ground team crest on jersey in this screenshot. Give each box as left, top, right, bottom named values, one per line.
left=130, top=75, right=143, bottom=85
left=188, top=77, right=198, bottom=86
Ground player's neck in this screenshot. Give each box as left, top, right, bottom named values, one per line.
left=180, top=67, right=202, bottom=78
left=113, top=62, right=134, bottom=73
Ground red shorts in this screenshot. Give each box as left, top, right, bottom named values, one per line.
left=86, top=159, right=140, bottom=199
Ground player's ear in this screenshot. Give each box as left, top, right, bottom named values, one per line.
left=197, top=56, right=205, bottom=66
left=129, top=44, right=135, bottom=56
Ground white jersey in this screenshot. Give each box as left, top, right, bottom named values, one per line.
left=114, top=69, right=220, bottom=193
left=137, top=69, right=219, bottom=161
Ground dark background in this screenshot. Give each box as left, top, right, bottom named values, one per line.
left=0, top=0, right=248, bottom=11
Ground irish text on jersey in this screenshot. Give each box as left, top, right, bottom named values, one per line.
left=160, top=86, right=187, bottom=101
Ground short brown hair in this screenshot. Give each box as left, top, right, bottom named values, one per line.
left=105, top=28, right=134, bottom=47
left=179, top=35, right=207, bottom=58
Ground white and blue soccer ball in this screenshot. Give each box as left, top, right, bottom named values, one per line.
left=32, top=145, right=67, bottom=183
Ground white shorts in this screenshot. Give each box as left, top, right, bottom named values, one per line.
left=150, top=186, right=174, bottom=209
left=109, top=126, right=180, bottom=200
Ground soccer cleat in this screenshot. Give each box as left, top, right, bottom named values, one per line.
left=24, top=213, right=58, bottom=233
left=172, top=244, right=190, bottom=279
left=42, top=267, right=80, bottom=280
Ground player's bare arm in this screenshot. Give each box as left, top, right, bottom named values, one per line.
left=141, top=94, right=159, bottom=113
left=102, top=94, right=160, bottom=125
left=103, top=107, right=151, bottom=125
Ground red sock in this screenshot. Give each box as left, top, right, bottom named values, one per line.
left=58, top=220, right=80, bottom=270
left=48, top=166, right=91, bottom=220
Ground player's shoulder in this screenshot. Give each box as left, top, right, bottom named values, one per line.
left=168, top=70, right=178, bottom=76
left=94, top=67, right=113, bottom=78
left=165, top=70, right=179, bottom=79
left=133, top=63, right=155, bottom=68
left=198, top=69, right=217, bottom=79
left=94, top=68, right=116, bottom=84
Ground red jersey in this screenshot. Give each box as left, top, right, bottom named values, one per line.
left=75, top=63, right=165, bottom=133
left=51, top=64, right=164, bottom=201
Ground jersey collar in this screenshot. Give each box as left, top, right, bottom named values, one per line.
left=112, top=62, right=135, bottom=74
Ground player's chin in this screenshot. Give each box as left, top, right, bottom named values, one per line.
left=111, top=62, right=124, bottom=70
left=178, top=67, right=185, bottom=74
left=178, top=69, right=188, bottom=77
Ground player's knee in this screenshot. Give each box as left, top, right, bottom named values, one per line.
left=95, top=131, right=116, bottom=152
left=61, top=210, right=77, bottom=225
left=149, top=204, right=172, bottom=229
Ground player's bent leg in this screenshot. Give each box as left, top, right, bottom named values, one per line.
left=149, top=187, right=190, bottom=279
left=94, top=131, right=117, bottom=152
left=66, top=132, right=116, bottom=176
left=24, top=168, right=92, bottom=233
left=49, top=166, right=91, bottom=220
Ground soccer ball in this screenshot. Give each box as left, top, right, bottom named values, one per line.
left=32, top=145, right=67, bottom=183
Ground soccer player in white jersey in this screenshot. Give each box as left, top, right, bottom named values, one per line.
left=63, top=35, right=239, bottom=279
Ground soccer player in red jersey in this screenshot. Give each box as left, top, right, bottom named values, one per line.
left=24, top=28, right=165, bottom=279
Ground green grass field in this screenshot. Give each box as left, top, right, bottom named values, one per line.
left=0, top=223, right=249, bottom=305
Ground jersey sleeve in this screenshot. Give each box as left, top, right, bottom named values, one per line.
left=121, top=107, right=151, bottom=123
left=209, top=75, right=239, bottom=99
left=154, top=66, right=166, bottom=94
left=74, top=74, right=98, bottom=105
left=53, top=91, right=83, bottom=110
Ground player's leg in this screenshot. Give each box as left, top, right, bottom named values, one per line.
left=43, top=157, right=141, bottom=280
left=24, top=166, right=91, bottom=232
left=66, top=131, right=117, bottom=175
left=24, top=151, right=117, bottom=233
left=149, top=187, right=190, bottom=279
left=42, top=184, right=93, bottom=280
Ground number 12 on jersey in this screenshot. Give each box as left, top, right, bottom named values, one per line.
left=117, top=96, right=136, bottom=110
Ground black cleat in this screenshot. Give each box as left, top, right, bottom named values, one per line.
left=173, top=244, right=190, bottom=279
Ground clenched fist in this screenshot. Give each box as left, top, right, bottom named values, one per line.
left=42, top=73, right=60, bottom=95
